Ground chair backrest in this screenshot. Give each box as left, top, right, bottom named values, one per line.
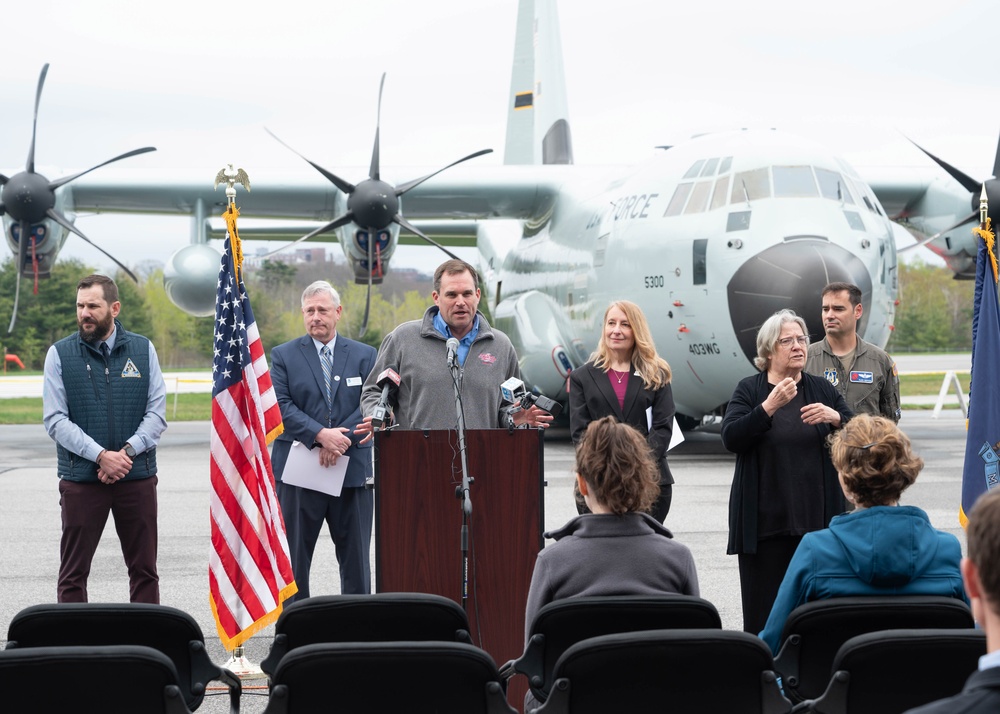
left=6, top=602, right=240, bottom=712
left=518, top=594, right=721, bottom=703
left=534, top=629, right=790, bottom=714
left=0, top=644, right=193, bottom=714
left=772, top=595, right=973, bottom=704
left=263, top=641, right=517, bottom=714
left=805, top=628, right=986, bottom=714
left=260, top=592, right=472, bottom=676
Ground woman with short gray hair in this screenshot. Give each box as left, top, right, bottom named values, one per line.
left=722, top=309, right=853, bottom=635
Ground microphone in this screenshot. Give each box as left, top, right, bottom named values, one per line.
left=500, top=376, right=526, bottom=404
left=446, top=337, right=460, bottom=368
left=370, top=365, right=401, bottom=429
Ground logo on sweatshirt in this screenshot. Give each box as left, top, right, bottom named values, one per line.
left=479, top=353, right=497, bottom=365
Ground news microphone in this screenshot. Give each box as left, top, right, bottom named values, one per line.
left=446, top=337, right=460, bottom=368
left=500, top=376, right=526, bottom=404
left=371, top=365, right=401, bottom=429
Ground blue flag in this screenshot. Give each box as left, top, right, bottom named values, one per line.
left=961, top=220, right=1000, bottom=527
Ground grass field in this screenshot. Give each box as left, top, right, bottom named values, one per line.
left=0, top=373, right=967, bottom=425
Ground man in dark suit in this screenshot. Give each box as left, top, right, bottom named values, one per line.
left=270, top=281, right=377, bottom=598
left=906, top=488, right=1000, bottom=713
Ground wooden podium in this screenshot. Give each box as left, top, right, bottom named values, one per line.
left=374, top=428, right=544, bottom=688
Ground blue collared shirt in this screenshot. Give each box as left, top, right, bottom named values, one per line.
left=433, top=311, right=480, bottom=367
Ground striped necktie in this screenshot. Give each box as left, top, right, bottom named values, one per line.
left=320, top=345, right=333, bottom=406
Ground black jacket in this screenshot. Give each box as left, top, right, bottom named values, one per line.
left=722, top=370, right=852, bottom=554
left=905, top=668, right=1000, bottom=714
left=568, top=362, right=675, bottom=485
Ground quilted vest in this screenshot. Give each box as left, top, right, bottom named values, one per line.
left=54, top=321, right=156, bottom=482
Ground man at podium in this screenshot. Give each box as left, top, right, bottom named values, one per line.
left=357, top=259, right=552, bottom=436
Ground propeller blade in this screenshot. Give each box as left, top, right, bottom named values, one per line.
left=265, top=128, right=356, bottom=195
left=26, top=64, right=50, bottom=174
left=395, top=148, right=493, bottom=196
left=358, top=227, right=376, bottom=338
left=45, top=208, right=137, bottom=282
left=898, top=210, right=978, bottom=253
left=393, top=214, right=460, bottom=260
left=370, top=73, right=386, bottom=182
left=7, top=221, right=28, bottom=333
left=47, top=147, right=156, bottom=191
left=907, top=138, right=980, bottom=194
left=993, top=132, right=1000, bottom=180
left=263, top=213, right=357, bottom=257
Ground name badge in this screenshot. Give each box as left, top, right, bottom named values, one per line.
left=346, top=376, right=363, bottom=387
left=850, top=371, right=874, bottom=384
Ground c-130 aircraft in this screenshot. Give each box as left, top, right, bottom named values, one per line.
left=4, top=0, right=946, bottom=428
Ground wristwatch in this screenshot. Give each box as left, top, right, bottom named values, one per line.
left=123, top=443, right=137, bottom=459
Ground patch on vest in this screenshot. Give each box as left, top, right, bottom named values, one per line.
left=850, top=370, right=873, bottom=384
left=823, top=368, right=839, bottom=386
left=478, top=353, right=497, bottom=365
left=121, top=358, right=142, bottom=378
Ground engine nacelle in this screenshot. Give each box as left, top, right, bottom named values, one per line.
left=163, top=243, right=222, bottom=316
left=493, top=290, right=580, bottom=400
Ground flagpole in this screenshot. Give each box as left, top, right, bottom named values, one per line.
left=211, top=164, right=276, bottom=680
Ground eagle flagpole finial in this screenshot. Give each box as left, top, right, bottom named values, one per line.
left=214, top=164, right=251, bottom=205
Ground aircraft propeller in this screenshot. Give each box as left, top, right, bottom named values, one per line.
left=266, top=73, right=492, bottom=337
left=899, top=135, right=1000, bottom=252
left=0, top=64, right=156, bottom=332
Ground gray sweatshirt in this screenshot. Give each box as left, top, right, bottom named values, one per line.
left=361, top=307, right=521, bottom=429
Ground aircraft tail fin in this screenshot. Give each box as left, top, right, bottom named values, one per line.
left=503, top=0, right=573, bottom=165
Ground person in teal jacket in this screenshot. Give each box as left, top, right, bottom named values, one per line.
left=759, top=414, right=966, bottom=654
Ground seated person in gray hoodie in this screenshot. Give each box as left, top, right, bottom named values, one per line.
left=759, top=414, right=966, bottom=654
left=523, top=415, right=699, bottom=637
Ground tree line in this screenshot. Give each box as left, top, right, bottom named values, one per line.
left=0, top=255, right=975, bottom=371
left=0, top=257, right=433, bottom=370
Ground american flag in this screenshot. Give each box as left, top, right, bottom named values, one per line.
left=209, top=212, right=296, bottom=650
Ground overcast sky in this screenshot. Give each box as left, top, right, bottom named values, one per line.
left=2, top=0, right=997, bottom=274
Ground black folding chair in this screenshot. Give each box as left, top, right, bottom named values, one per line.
left=772, top=595, right=973, bottom=704
left=0, top=644, right=194, bottom=714
left=501, top=594, right=721, bottom=704
left=263, top=641, right=517, bottom=714
left=530, top=629, right=791, bottom=714
left=260, top=592, right=472, bottom=677
left=6, top=602, right=241, bottom=713
left=795, top=628, right=986, bottom=714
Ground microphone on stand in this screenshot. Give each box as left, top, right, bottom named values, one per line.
left=370, top=366, right=401, bottom=430
left=446, top=337, right=460, bottom=368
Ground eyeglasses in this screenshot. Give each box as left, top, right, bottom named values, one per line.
left=777, top=336, right=809, bottom=348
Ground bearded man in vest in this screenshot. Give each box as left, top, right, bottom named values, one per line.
left=42, top=274, right=167, bottom=603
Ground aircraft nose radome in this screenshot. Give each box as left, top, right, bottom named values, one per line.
left=726, top=239, right=872, bottom=367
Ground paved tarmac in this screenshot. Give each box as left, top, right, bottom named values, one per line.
left=0, top=407, right=969, bottom=713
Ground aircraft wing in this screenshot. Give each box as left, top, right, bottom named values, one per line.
left=67, top=165, right=577, bottom=224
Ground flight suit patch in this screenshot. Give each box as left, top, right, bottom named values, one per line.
left=823, top=368, right=839, bottom=386
left=850, top=371, right=873, bottom=384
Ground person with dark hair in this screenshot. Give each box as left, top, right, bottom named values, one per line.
left=806, top=281, right=900, bottom=422
left=905, top=488, right=1000, bottom=713
left=523, top=415, right=699, bottom=638
left=723, top=309, right=853, bottom=635
left=569, top=300, right=676, bottom=522
left=357, top=258, right=552, bottom=434
left=42, top=273, right=167, bottom=603
left=758, top=414, right=965, bottom=653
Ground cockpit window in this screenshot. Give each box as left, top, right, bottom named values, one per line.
left=699, top=158, right=720, bottom=177
left=710, top=175, right=730, bottom=211
left=664, top=183, right=694, bottom=217
left=718, top=156, right=733, bottom=174
left=815, top=168, right=855, bottom=204
left=683, top=160, right=706, bottom=179
left=730, top=168, right=770, bottom=203
left=773, top=166, right=818, bottom=197
left=685, top=181, right=713, bottom=214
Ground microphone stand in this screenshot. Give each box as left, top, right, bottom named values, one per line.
left=449, top=356, right=474, bottom=614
